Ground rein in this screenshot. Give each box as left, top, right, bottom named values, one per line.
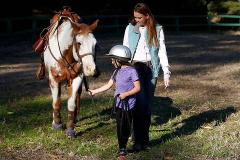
left=47, top=16, right=94, bottom=90
left=56, top=21, right=78, bottom=75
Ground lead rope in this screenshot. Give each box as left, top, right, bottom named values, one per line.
left=88, top=90, right=101, bottom=119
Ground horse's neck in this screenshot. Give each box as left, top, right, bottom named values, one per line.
left=50, top=21, right=73, bottom=44
left=49, top=21, right=74, bottom=48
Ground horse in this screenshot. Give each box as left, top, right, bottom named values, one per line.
left=43, top=14, right=99, bottom=138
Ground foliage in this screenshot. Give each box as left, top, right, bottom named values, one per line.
left=207, top=0, right=240, bottom=15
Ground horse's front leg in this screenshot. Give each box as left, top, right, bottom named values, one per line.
left=49, top=77, right=62, bottom=130
left=66, top=75, right=83, bottom=138
left=75, top=83, right=83, bottom=123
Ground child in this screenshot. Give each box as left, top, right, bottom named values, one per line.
left=88, top=45, right=140, bottom=158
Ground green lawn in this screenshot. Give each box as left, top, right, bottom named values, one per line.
left=1, top=91, right=240, bottom=159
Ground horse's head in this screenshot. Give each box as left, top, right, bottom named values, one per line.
left=72, top=20, right=99, bottom=77
left=45, top=16, right=99, bottom=81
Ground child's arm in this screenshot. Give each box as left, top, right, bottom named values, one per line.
left=89, top=79, right=114, bottom=96
left=119, top=80, right=141, bottom=100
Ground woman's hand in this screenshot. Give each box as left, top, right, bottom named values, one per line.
left=164, top=73, right=170, bottom=89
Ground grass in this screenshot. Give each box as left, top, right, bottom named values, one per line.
left=0, top=95, right=117, bottom=159
left=1, top=92, right=240, bottom=159
left=1, top=32, right=240, bottom=159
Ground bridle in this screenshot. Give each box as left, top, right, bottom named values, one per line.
left=47, top=16, right=96, bottom=86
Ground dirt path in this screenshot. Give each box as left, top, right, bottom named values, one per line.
left=0, top=35, right=120, bottom=99
left=1, top=32, right=240, bottom=100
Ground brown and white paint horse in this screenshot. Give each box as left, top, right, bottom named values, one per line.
left=43, top=16, right=98, bottom=138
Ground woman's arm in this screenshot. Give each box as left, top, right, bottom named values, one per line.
left=158, top=27, right=170, bottom=88
left=89, top=79, right=114, bottom=95
left=119, top=80, right=141, bottom=100
left=158, top=27, right=170, bottom=75
left=123, top=25, right=129, bottom=47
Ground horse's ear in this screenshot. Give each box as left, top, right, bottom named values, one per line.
left=89, top=19, right=99, bottom=31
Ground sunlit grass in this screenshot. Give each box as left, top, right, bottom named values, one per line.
left=1, top=92, right=240, bottom=159
left=1, top=33, right=240, bottom=159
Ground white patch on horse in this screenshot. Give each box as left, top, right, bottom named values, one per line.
left=44, top=22, right=73, bottom=74
left=68, top=74, right=83, bottom=111
left=75, top=33, right=97, bottom=76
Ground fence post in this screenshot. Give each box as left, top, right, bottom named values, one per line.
left=115, top=15, right=120, bottom=34
left=6, top=18, right=12, bottom=33
left=32, top=17, right=37, bottom=39
left=175, top=16, right=180, bottom=32
left=239, top=17, right=240, bottom=30
left=208, top=21, right=212, bottom=32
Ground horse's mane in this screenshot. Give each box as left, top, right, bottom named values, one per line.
left=47, top=7, right=81, bottom=38
left=48, top=19, right=60, bottom=37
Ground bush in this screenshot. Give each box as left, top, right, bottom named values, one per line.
left=208, top=0, right=240, bottom=15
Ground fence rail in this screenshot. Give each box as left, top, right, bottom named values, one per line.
left=0, top=15, right=239, bottom=38
left=208, top=14, right=240, bottom=30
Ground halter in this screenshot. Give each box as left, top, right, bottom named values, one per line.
left=47, top=16, right=95, bottom=85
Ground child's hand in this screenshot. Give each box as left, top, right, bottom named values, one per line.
left=119, top=93, right=127, bottom=100
left=88, top=90, right=95, bottom=96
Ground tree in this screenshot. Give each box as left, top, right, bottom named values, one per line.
left=207, top=0, right=240, bottom=15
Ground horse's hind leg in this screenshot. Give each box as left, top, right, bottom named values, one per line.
left=66, top=76, right=83, bottom=138
left=49, top=79, right=62, bottom=130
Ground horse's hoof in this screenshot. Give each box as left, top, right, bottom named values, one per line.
left=52, top=123, right=63, bottom=130
left=66, top=128, right=75, bottom=138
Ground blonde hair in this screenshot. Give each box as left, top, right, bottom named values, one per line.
left=131, top=3, right=159, bottom=48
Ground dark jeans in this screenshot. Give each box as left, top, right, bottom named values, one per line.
left=115, top=103, right=133, bottom=149
left=133, top=62, right=157, bottom=146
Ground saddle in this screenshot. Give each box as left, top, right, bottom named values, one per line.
left=34, top=6, right=81, bottom=80
left=52, top=6, right=81, bottom=24
left=32, top=6, right=81, bottom=54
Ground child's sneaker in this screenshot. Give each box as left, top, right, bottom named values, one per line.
left=117, top=155, right=126, bottom=160
left=118, top=148, right=127, bottom=156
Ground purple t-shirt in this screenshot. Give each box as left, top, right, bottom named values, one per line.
left=111, top=66, right=139, bottom=110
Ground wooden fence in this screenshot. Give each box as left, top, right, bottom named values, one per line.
left=208, top=14, right=240, bottom=30
left=0, top=15, right=239, bottom=38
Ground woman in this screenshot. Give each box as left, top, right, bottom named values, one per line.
left=123, top=3, right=170, bottom=150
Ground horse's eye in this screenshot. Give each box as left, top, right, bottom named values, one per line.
left=78, top=42, right=82, bottom=45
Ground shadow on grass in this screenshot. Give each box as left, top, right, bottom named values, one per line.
left=75, top=107, right=116, bottom=136
left=78, top=107, right=113, bottom=122
left=152, top=96, right=181, bottom=126
left=0, top=99, right=56, bottom=134
left=0, top=97, right=113, bottom=134
left=150, top=106, right=237, bottom=147
left=76, top=121, right=107, bottom=137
